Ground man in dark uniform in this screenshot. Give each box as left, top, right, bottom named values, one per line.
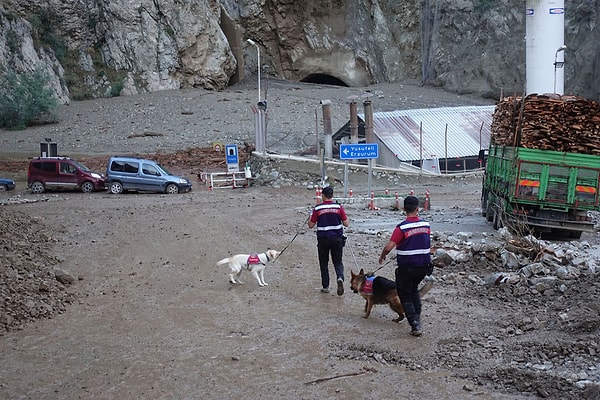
left=378, top=195, right=431, bottom=336
left=308, top=186, right=349, bottom=295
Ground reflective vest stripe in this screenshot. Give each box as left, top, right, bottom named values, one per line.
left=397, top=248, right=431, bottom=256
left=401, top=221, right=430, bottom=229
left=317, top=224, right=344, bottom=231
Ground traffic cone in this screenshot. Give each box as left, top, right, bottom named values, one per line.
left=424, top=190, right=430, bottom=211
left=394, top=191, right=400, bottom=210
left=410, top=189, right=414, bottom=196
left=316, top=187, right=322, bottom=205
left=349, top=188, right=353, bottom=197
left=368, top=191, right=380, bottom=210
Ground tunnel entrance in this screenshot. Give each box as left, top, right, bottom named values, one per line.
left=300, top=73, right=348, bottom=87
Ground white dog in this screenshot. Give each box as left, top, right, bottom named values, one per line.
left=217, top=249, right=280, bottom=287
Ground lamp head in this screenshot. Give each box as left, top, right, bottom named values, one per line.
left=246, top=39, right=256, bottom=46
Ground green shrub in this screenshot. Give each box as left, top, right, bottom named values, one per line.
left=28, top=10, right=67, bottom=63
left=109, top=80, right=124, bottom=97
left=0, top=67, right=58, bottom=130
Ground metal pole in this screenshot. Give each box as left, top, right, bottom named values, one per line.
left=246, top=39, right=260, bottom=102
left=315, top=108, right=319, bottom=156
left=367, top=161, right=372, bottom=204
left=444, top=124, right=448, bottom=174
left=363, top=99, right=374, bottom=143
left=419, top=121, right=423, bottom=174
left=553, top=45, right=566, bottom=94
left=349, top=97, right=358, bottom=144
left=363, top=97, right=374, bottom=194
left=320, top=148, right=325, bottom=186
left=321, top=100, right=332, bottom=159
left=344, top=160, right=349, bottom=198
left=261, top=110, right=266, bottom=155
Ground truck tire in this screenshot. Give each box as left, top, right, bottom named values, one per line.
left=485, top=200, right=494, bottom=222
left=481, top=191, right=488, bottom=217
left=492, top=208, right=503, bottom=230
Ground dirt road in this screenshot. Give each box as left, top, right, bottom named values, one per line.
left=1, top=172, right=599, bottom=399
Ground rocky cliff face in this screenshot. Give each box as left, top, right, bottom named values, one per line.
left=1, top=0, right=598, bottom=104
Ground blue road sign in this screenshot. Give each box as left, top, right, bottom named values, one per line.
left=225, top=144, right=239, bottom=172
left=340, top=143, right=379, bottom=160
left=225, top=144, right=238, bottom=164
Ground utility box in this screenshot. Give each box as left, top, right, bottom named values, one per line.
left=40, top=142, right=57, bottom=157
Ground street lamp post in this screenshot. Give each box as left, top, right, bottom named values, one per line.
left=246, top=39, right=260, bottom=102
left=553, top=45, right=567, bottom=94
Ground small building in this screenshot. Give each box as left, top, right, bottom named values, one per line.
left=332, top=105, right=496, bottom=173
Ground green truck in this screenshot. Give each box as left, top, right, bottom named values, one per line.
left=481, top=145, right=600, bottom=239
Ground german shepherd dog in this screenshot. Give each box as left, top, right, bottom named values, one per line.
left=350, top=269, right=433, bottom=322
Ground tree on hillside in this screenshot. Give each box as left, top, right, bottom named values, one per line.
left=0, top=66, right=58, bottom=130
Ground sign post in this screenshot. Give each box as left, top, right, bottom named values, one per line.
left=339, top=143, right=379, bottom=198
left=225, top=144, right=239, bottom=172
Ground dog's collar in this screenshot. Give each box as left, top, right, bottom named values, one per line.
left=265, top=252, right=270, bottom=262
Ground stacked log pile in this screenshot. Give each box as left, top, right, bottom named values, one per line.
left=490, top=94, right=600, bottom=155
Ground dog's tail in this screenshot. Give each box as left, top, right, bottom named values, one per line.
left=216, top=258, right=230, bottom=267
left=419, top=279, right=434, bottom=297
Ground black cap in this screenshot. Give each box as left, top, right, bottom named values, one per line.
left=322, top=186, right=334, bottom=197
left=404, top=195, right=419, bottom=208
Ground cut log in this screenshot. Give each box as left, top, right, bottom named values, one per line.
left=491, top=94, right=600, bottom=154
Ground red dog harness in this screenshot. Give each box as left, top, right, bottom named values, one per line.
left=361, top=276, right=375, bottom=295
left=245, top=254, right=267, bottom=271
left=247, top=254, right=262, bottom=265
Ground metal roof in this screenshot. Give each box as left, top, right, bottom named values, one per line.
left=360, top=105, right=495, bottom=161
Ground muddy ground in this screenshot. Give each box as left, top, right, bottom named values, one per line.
left=1, top=80, right=600, bottom=399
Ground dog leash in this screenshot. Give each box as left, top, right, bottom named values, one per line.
left=275, top=213, right=310, bottom=261
left=346, top=234, right=360, bottom=271
left=369, top=259, right=393, bottom=275
left=345, top=234, right=393, bottom=275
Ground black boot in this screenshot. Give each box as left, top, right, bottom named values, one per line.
left=410, top=321, right=422, bottom=337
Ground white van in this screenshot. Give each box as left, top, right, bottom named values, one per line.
left=106, top=157, right=192, bottom=194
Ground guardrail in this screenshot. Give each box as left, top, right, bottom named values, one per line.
left=198, top=171, right=250, bottom=190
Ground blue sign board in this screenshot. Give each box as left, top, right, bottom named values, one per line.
left=225, top=144, right=239, bottom=172
left=225, top=144, right=238, bottom=164
left=340, top=143, right=379, bottom=160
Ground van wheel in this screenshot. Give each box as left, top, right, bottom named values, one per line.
left=30, top=181, right=45, bottom=194
left=165, top=183, right=179, bottom=194
left=109, top=182, right=123, bottom=194
left=81, top=181, right=94, bottom=193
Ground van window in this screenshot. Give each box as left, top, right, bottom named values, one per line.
left=124, top=162, right=138, bottom=173
left=60, top=162, right=77, bottom=174
left=110, top=161, right=124, bottom=172
left=32, top=161, right=56, bottom=172
left=71, top=159, right=91, bottom=172
left=110, top=161, right=139, bottom=173
left=141, top=163, right=159, bottom=176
